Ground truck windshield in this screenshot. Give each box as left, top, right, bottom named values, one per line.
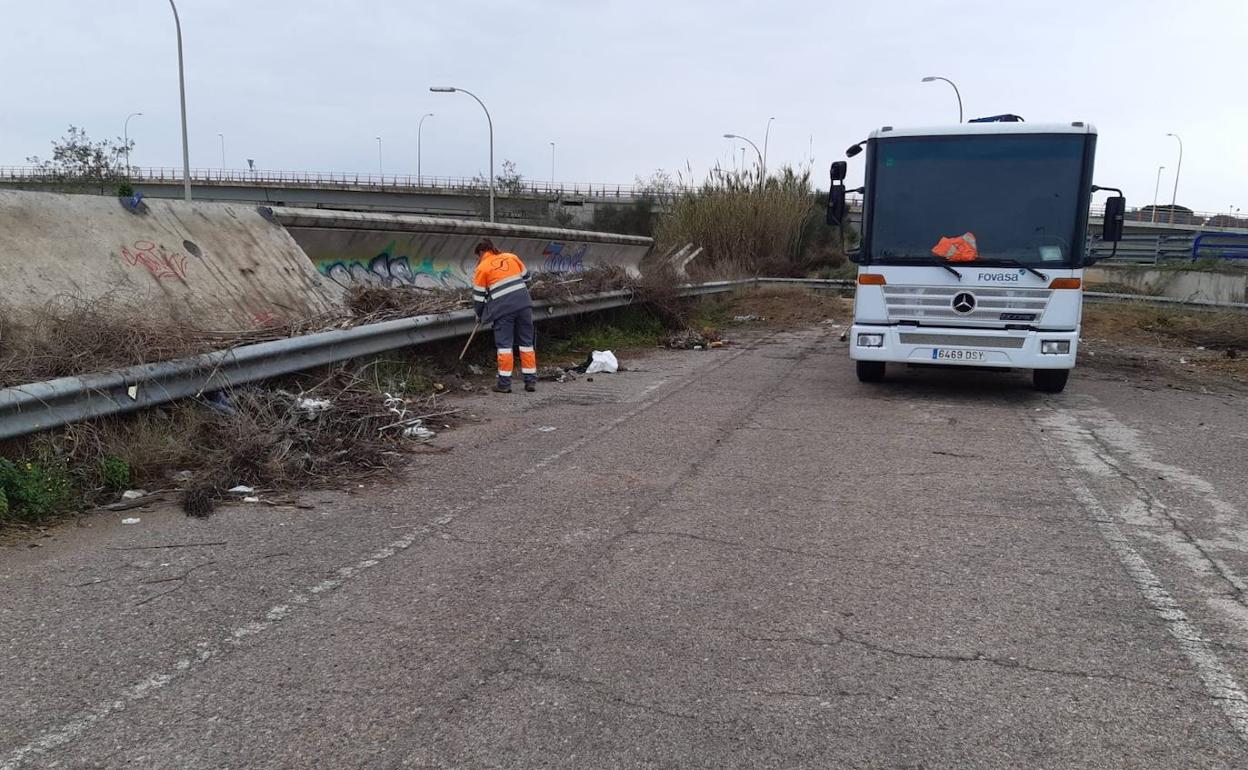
left=867, top=134, right=1089, bottom=267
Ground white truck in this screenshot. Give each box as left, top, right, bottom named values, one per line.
left=825, top=120, right=1126, bottom=393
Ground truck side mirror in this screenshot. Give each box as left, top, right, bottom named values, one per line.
left=830, top=161, right=847, bottom=182
left=1102, top=195, right=1126, bottom=242
left=826, top=185, right=847, bottom=226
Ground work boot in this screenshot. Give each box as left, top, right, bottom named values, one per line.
left=524, top=382, right=536, bottom=393
left=493, top=384, right=512, bottom=394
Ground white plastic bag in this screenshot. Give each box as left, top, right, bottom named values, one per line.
left=585, top=350, right=619, bottom=375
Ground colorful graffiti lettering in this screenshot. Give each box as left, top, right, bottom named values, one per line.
left=541, top=241, right=589, bottom=273
left=318, top=242, right=461, bottom=289
left=121, top=240, right=190, bottom=281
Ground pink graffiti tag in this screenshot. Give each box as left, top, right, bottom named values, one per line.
left=121, top=240, right=190, bottom=281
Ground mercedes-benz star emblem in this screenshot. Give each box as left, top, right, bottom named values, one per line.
left=952, top=292, right=976, bottom=314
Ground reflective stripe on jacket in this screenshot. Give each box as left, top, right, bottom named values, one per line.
left=472, top=250, right=533, bottom=323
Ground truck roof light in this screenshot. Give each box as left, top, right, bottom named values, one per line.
left=1049, top=277, right=1082, bottom=289
left=858, top=274, right=887, bottom=285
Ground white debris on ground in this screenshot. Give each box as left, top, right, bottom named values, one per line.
left=585, top=351, right=620, bottom=375
left=227, top=486, right=255, bottom=494
left=120, top=490, right=150, bottom=500
left=121, top=517, right=141, bottom=525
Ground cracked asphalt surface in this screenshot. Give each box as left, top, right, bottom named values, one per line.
left=4, top=324, right=1248, bottom=768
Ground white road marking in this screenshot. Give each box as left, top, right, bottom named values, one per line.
left=1039, top=407, right=1248, bottom=741
left=0, top=337, right=767, bottom=769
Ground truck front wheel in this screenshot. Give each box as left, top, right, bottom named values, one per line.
left=856, top=361, right=886, bottom=383
left=1033, top=368, right=1070, bottom=393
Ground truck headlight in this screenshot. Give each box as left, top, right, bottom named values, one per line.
left=857, top=333, right=884, bottom=348
left=1041, top=340, right=1071, bottom=354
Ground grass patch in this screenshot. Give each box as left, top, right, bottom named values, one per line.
left=542, top=307, right=667, bottom=358
left=0, top=456, right=77, bottom=527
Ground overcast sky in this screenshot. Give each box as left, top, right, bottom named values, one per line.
left=2, top=0, right=1244, bottom=212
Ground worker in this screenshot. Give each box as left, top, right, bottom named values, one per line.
left=931, top=231, right=979, bottom=262
left=471, top=238, right=538, bottom=393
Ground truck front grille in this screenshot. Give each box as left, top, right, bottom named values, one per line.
left=883, top=286, right=1051, bottom=324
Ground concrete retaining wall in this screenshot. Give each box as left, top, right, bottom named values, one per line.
left=271, top=207, right=653, bottom=290
left=0, top=190, right=343, bottom=330
left=1085, top=265, right=1248, bottom=304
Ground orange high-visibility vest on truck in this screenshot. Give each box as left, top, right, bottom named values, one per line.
left=931, top=232, right=979, bottom=262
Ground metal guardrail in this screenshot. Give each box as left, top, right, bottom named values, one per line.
left=0, top=281, right=749, bottom=442
left=0, top=276, right=1240, bottom=442
left=1088, top=234, right=1195, bottom=264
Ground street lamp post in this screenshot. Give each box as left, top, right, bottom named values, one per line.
left=168, top=0, right=191, bottom=201
left=430, top=86, right=494, bottom=222
left=1152, top=165, right=1165, bottom=223
left=723, top=133, right=763, bottom=174
left=1166, top=133, right=1183, bottom=224
left=762, top=116, right=775, bottom=180
left=921, top=76, right=963, bottom=123
left=123, top=112, right=142, bottom=177
left=218, top=132, right=225, bottom=172
left=417, top=113, right=433, bottom=185
left=550, top=141, right=556, bottom=184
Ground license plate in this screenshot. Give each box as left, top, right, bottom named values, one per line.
left=933, top=348, right=987, bottom=362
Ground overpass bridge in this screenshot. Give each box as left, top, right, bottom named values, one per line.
left=3, top=165, right=1245, bottom=262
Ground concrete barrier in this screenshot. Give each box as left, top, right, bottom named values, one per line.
left=270, top=207, right=653, bottom=290
left=0, top=190, right=342, bottom=330
left=1085, top=265, right=1248, bottom=304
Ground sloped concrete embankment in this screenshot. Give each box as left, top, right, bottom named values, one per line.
left=0, top=189, right=343, bottom=331
left=272, top=207, right=653, bottom=290
left=1086, top=265, right=1248, bottom=304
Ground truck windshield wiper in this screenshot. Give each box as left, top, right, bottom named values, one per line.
left=880, top=257, right=963, bottom=280
left=979, top=258, right=1049, bottom=282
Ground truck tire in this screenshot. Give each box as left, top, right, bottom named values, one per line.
left=1033, top=368, right=1070, bottom=393
left=856, top=361, right=886, bottom=383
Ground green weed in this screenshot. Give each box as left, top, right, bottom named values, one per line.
left=0, top=456, right=77, bottom=525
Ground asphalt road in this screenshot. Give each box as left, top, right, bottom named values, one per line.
left=4, top=326, right=1248, bottom=768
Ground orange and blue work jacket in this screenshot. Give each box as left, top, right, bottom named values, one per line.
left=472, top=250, right=533, bottom=323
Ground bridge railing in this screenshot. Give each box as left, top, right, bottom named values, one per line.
left=0, top=165, right=681, bottom=201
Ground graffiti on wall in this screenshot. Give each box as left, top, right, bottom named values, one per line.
left=121, top=240, right=191, bottom=281
left=317, top=241, right=463, bottom=289
left=541, top=241, right=590, bottom=273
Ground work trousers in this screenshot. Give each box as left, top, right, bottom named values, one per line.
left=492, top=307, right=537, bottom=388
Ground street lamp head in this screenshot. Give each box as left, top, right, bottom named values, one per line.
left=921, top=76, right=938, bottom=82
left=430, top=86, right=456, bottom=93
left=723, top=133, right=737, bottom=140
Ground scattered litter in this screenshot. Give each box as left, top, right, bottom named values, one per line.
left=585, top=350, right=620, bottom=375
left=121, top=517, right=141, bottom=525
left=126, top=384, right=140, bottom=401
left=433, top=383, right=446, bottom=392
left=294, top=396, right=333, bottom=416
left=733, top=315, right=763, bottom=322
left=121, top=489, right=150, bottom=500
left=403, top=423, right=437, bottom=440
left=538, top=366, right=577, bottom=383
left=538, top=426, right=557, bottom=433
left=243, top=496, right=261, bottom=503
left=709, top=341, right=724, bottom=349
left=227, top=485, right=255, bottom=494
left=665, top=328, right=721, bottom=350
left=171, top=470, right=194, bottom=484
left=467, top=364, right=485, bottom=376
left=838, top=330, right=849, bottom=342
left=1180, top=357, right=1189, bottom=365
left=202, top=390, right=237, bottom=416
